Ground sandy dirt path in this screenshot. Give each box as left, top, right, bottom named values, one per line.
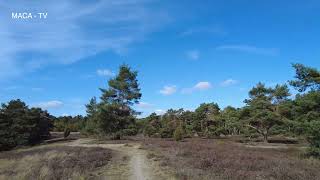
left=67, top=138, right=173, bottom=180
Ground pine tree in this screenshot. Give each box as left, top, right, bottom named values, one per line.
left=86, top=64, right=141, bottom=138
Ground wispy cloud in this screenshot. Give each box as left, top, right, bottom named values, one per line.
left=97, top=69, right=115, bottom=77
left=180, top=26, right=226, bottom=37
left=136, top=102, right=153, bottom=109
left=159, top=85, right=177, bottom=95
left=194, top=81, right=211, bottom=90
left=220, top=79, right=238, bottom=87
left=0, top=0, right=170, bottom=80
left=182, top=81, right=212, bottom=94
left=216, top=45, right=278, bottom=56
left=35, top=100, right=63, bottom=109
left=186, top=50, right=200, bottom=60
left=155, top=109, right=165, bottom=115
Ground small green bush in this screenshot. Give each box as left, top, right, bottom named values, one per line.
left=143, top=125, right=157, bottom=137
left=160, top=127, right=174, bottom=138
left=120, top=124, right=138, bottom=136
left=174, top=126, right=184, bottom=141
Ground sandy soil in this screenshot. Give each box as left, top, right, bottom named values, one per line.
left=67, top=138, right=174, bottom=180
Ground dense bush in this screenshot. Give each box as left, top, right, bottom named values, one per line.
left=160, top=127, right=174, bottom=138
left=306, top=121, right=320, bottom=158
left=174, top=126, right=184, bottom=141
left=0, top=99, right=53, bottom=151
left=122, top=124, right=139, bottom=136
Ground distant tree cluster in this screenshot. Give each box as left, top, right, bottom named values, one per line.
left=141, top=64, right=320, bottom=158
left=53, top=115, right=86, bottom=132
left=0, top=99, right=53, bottom=150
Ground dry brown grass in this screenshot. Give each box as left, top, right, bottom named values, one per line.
left=142, top=138, right=320, bottom=180
left=0, top=145, right=112, bottom=180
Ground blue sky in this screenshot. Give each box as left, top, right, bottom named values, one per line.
left=0, top=0, right=320, bottom=117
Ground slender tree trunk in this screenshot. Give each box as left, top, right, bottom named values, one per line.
left=263, top=132, right=268, bottom=143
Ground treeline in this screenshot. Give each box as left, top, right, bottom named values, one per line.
left=0, top=100, right=53, bottom=150
left=53, top=115, right=86, bottom=132
left=1, top=63, right=319, bottom=157
left=0, top=101, right=87, bottom=151
left=141, top=64, right=320, bottom=157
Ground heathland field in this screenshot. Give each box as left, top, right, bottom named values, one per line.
left=1, top=134, right=320, bottom=180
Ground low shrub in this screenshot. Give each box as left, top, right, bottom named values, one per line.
left=174, top=126, right=184, bottom=141
left=160, top=127, right=174, bottom=138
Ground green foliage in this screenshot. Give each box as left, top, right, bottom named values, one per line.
left=122, top=124, right=139, bottom=136
left=140, top=63, right=320, bottom=148
left=83, top=97, right=100, bottom=135
left=174, top=125, right=184, bottom=141
left=194, top=103, right=220, bottom=133
left=84, top=64, right=141, bottom=138
left=0, top=99, right=53, bottom=151
left=289, top=63, right=320, bottom=92
left=160, top=126, right=175, bottom=138
left=288, top=64, right=320, bottom=156
left=219, top=106, right=242, bottom=135
left=244, top=83, right=289, bottom=142
left=144, top=124, right=157, bottom=137
left=53, top=115, right=86, bottom=132
left=143, top=113, right=161, bottom=137
left=306, top=121, right=320, bottom=158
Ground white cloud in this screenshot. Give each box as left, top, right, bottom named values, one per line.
left=155, top=109, right=165, bottom=115
left=136, top=102, right=153, bottom=109
left=182, top=81, right=212, bottom=94
left=97, top=69, right=115, bottom=77
left=220, top=79, right=238, bottom=87
left=61, top=113, right=70, bottom=116
left=216, top=45, right=278, bottom=56
left=35, top=100, right=63, bottom=109
left=194, top=81, right=211, bottom=90
left=186, top=50, right=199, bottom=60
left=0, top=0, right=170, bottom=80
left=159, top=85, right=177, bottom=95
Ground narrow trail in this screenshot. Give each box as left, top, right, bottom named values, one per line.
left=67, top=138, right=172, bottom=180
